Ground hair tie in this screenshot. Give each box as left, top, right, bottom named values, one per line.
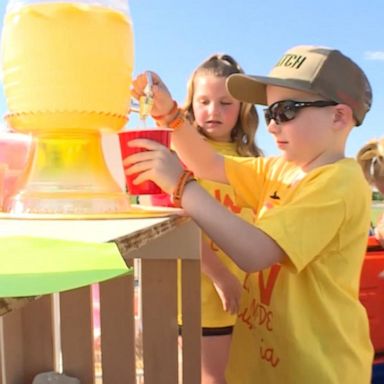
left=370, top=156, right=378, bottom=178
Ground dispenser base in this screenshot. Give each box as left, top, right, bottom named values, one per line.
left=4, top=191, right=132, bottom=215
left=0, top=204, right=183, bottom=219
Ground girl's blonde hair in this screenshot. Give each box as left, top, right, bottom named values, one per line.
left=357, top=138, right=384, bottom=184
left=183, top=53, right=263, bottom=157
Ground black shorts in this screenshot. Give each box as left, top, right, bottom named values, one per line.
left=202, top=326, right=233, bottom=337
left=178, top=325, right=233, bottom=337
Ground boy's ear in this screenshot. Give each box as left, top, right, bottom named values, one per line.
left=333, top=104, right=354, bottom=128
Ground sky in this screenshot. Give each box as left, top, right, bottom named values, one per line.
left=0, top=0, right=383, bottom=157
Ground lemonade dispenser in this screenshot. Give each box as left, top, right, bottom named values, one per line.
left=1, top=0, right=134, bottom=214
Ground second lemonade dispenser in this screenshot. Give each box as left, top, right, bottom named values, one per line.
left=1, top=0, right=134, bottom=214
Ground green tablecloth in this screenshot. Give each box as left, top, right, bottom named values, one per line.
left=0, top=236, right=132, bottom=315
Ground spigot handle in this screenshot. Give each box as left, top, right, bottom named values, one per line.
left=144, top=71, right=153, bottom=98
left=138, top=71, right=154, bottom=122
left=129, top=72, right=154, bottom=127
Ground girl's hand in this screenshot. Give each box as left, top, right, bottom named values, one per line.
left=201, top=241, right=242, bottom=315
left=375, top=213, right=384, bottom=248
left=131, top=71, right=175, bottom=118
left=211, top=269, right=243, bottom=315
left=123, top=138, right=184, bottom=194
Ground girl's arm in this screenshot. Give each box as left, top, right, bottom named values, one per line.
left=375, top=213, right=384, bottom=247
left=172, top=121, right=226, bottom=182
left=201, top=240, right=242, bottom=315
left=132, top=71, right=227, bottom=183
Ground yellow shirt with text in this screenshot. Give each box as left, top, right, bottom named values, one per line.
left=224, top=156, right=373, bottom=384
left=198, top=140, right=256, bottom=327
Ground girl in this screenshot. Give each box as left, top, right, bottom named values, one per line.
left=357, top=138, right=384, bottom=245
left=180, top=54, right=263, bottom=383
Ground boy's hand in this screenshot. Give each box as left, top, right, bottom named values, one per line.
left=123, top=138, right=184, bottom=195
left=131, top=71, right=175, bottom=119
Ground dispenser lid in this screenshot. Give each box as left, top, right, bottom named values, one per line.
left=6, top=0, right=130, bottom=15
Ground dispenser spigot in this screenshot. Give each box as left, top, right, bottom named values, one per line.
left=139, top=71, right=154, bottom=121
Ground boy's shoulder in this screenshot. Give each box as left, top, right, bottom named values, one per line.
left=305, top=158, right=371, bottom=197
left=310, top=158, right=365, bottom=181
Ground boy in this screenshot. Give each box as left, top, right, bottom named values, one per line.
left=126, top=45, right=374, bottom=383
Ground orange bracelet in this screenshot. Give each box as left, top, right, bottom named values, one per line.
left=167, top=109, right=186, bottom=130
left=156, top=108, right=185, bottom=130
left=152, top=100, right=178, bottom=120
left=172, top=170, right=196, bottom=208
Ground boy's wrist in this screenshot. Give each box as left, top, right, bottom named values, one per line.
left=172, top=170, right=196, bottom=208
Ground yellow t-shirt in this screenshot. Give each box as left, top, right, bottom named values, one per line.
left=224, top=156, right=373, bottom=384
left=198, top=140, right=256, bottom=327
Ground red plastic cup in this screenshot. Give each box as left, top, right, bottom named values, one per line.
left=118, top=129, right=171, bottom=195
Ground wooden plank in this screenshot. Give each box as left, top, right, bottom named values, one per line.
left=1, top=309, right=25, bottom=384
left=21, top=296, right=55, bottom=383
left=0, top=297, right=40, bottom=318
left=99, top=270, right=136, bottom=384
left=142, top=259, right=178, bottom=384
left=181, top=259, right=201, bottom=384
left=0, top=296, right=56, bottom=383
left=60, top=287, right=95, bottom=383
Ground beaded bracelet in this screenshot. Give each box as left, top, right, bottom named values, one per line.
left=156, top=108, right=186, bottom=130
left=152, top=100, right=178, bottom=120
left=167, top=109, right=185, bottom=130
left=172, top=170, right=196, bottom=208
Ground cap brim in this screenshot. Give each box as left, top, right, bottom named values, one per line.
left=226, top=74, right=315, bottom=105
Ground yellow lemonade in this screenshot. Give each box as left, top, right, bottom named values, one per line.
left=1, top=2, right=134, bottom=132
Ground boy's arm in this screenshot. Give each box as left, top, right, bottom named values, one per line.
left=183, top=182, right=285, bottom=272
left=123, top=137, right=282, bottom=271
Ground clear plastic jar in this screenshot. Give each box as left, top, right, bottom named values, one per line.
left=2, top=0, right=134, bottom=132
left=0, top=0, right=133, bottom=214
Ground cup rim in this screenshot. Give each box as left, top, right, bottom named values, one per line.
left=119, top=127, right=172, bottom=133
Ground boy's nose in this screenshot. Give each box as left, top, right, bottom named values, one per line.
left=267, top=120, right=280, bottom=134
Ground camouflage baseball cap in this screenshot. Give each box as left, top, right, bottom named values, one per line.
left=226, top=45, right=372, bottom=125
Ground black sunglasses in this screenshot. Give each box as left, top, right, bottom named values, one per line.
left=263, top=100, right=338, bottom=125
